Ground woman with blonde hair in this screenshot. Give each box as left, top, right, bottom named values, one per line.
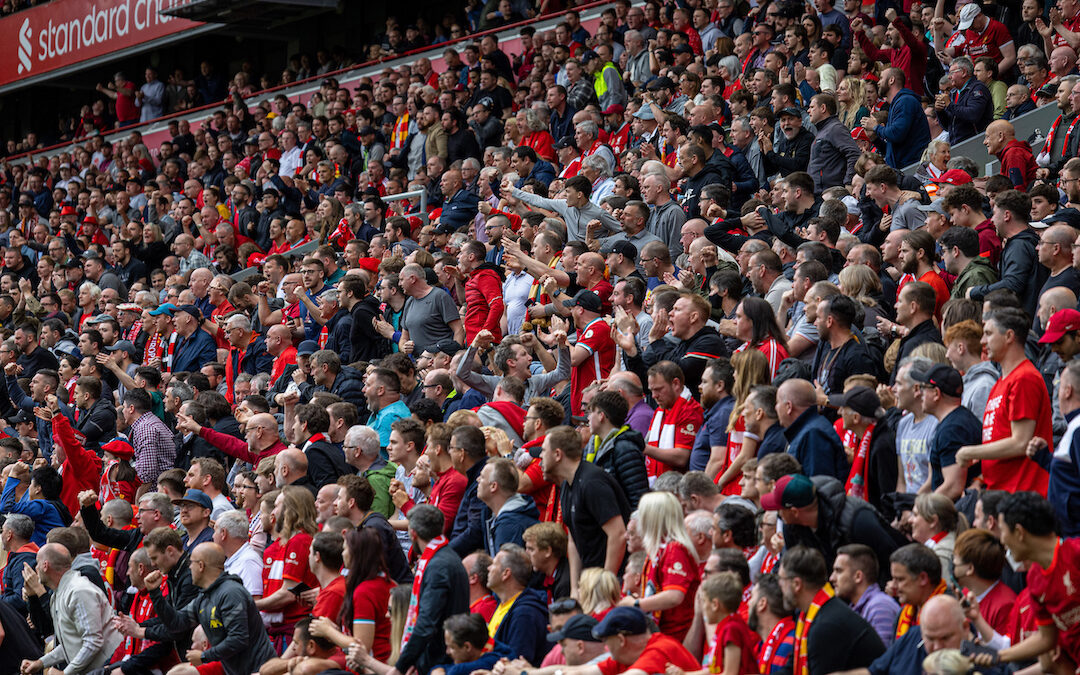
left=923, top=648, right=973, bottom=675
left=915, top=140, right=952, bottom=185
left=578, top=568, right=622, bottom=619
left=710, top=350, right=770, bottom=495
left=837, top=76, right=870, bottom=129
left=620, top=490, right=701, bottom=641
left=912, top=492, right=966, bottom=585
left=838, top=264, right=885, bottom=330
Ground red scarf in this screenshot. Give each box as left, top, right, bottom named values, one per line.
left=225, top=334, right=256, bottom=404
left=844, top=423, right=876, bottom=500
left=758, top=615, right=795, bottom=674
left=328, top=216, right=354, bottom=250
left=793, top=585, right=835, bottom=675
left=402, top=535, right=448, bottom=650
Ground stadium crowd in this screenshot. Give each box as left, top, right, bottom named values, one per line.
left=3, top=0, right=1080, bottom=674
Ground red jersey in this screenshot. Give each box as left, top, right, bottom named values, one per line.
left=471, top=593, right=499, bottom=622
left=981, top=359, right=1052, bottom=495
left=959, top=19, right=1013, bottom=62
left=1010, top=587, right=1040, bottom=645
left=350, top=574, right=396, bottom=662
left=313, top=575, right=347, bottom=621
left=918, top=269, right=950, bottom=318
left=559, top=155, right=583, bottom=179
left=711, top=613, right=762, bottom=675
left=1028, top=538, right=1080, bottom=666
left=642, top=541, right=701, bottom=641
left=645, top=395, right=704, bottom=477
left=570, top=318, right=615, bottom=415
left=979, top=580, right=1017, bottom=638
left=717, top=416, right=746, bottom=495
left=590, top=279, right=614, bottom=313
left=1055, top=11, right=1080, bottom=48
left=735, top=338, right=788, bottom=380
left=278, top=532, right=320, bottom=623
left=597, top=633, right=702, bottom=675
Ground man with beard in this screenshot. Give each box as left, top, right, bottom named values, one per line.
left=1061, top=157, right=1080, bottom=209
left=831, top=545, right=900, bottom=647
left=761, top=108, right=812, bottom=176
left=1038, top=77, right=1080, bottom=171
left=747, top=573, right=796, bottom=674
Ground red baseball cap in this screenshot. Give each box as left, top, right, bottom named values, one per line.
left=1040, top=308, right=1080, bottom=344
left=937, top=169, right=972, bottom=186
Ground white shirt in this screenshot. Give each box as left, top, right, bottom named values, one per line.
left=280, top=146, right=303, bottom=177
left=225, top=542, right=265, bottom=597
left=210, top=493, right=235, bottom=522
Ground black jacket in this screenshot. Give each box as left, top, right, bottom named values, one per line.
left=803, top=596, right=887, bottom=674
left=314, top=365, right=367, bottom=408
left=146, top=573, right=276, bottom=675
left=360, top=511, right=413, bottom=584
left=81, top=503, right=144, bottom=553
left=633, top=326, right=729, bottom=398
left=782, top=476, right=905, bottom=575
left=812, top=334, right=879, bottom=397
left=590, top=427, right=650, bottom=510
left=763, top=127, right=813, bottom=176
left=324, top=308, right=354, bottom=364
left=350, top=295, right=392, bottom=362
left=682, top=163, right=729, bottom=220
left=304, top=437, right=350, bottom=488
left=450, top=457, right=491, bottom=556
left=968, top=227, right=1048, bottom=318
left=394, top=544, right=469, bottom=674
left=891, top=319, right=943, bottom=384
left=59, top=396, right=116, bottom=451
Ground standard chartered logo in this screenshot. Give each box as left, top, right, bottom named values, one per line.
left=17, top=18, right=32, bottom=74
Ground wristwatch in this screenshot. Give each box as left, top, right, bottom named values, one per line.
left=633, top=598, right=641, bottom=609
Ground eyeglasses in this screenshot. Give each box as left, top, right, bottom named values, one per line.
left=549, top=598, right=580, bottom=613
left=422, top=383, right=440, bottom=389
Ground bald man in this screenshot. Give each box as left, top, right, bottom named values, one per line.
left=130, top=542, right=277, bottom=675
left=983, top=119, right=1036, bottom=189
left=24, top=543, right=122, bottom=675
left=775, top=379, right=847, bottom=480
left=176, top=410, right=286, bottom=468
left=834, top=595, right=973, bottom=675
left=274, top=447, right=313, bottom=493
left=1039, top=225, right=1080, bottom=296
left=266, top=324, right=298, bottom=386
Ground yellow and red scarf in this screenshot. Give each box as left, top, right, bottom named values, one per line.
left=895, top=579, right=948, bottom=639
left=793, top=584, right=835, bottom=675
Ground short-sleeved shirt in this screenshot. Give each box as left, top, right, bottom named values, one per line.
left=597, top=632, right=702, bottom=675
left=645, top=395, right=704, bottom=478
left=643, top=541, right=700, bottom=641
left=712, top=614, right=762, bottom=675
left=918, top=270, right=950, bottom=317
left=981, top=359, right=1052, bottom=494
left=1028, top=538, right=1080, bottom=666
left=897, top=412, right=937, bottom=493
left=959, top=18, right=1014, bottom=62
left=929, top=406, right=982, bottom=491
left=351, top=574, right=396, bottom=662
left=402, top=288, right=460, bottom=354
left=691, top=396, right=733, bottom=474
left=571, top=318, right=615, bottom=415
left=978, top=580, right=1017, bottom=638
left=282, top=532, right=319, bottom=623
left=312, top=575, right=347, bottom=621
left=561, top=460, right=631, bottom=570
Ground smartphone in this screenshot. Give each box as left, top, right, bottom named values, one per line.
left=289, top=582, right=312, bottom=596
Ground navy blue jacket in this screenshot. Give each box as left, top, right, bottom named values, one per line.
left=1039, top=409, right=1080, bottom=536
left=485, top=494, right=540, bottom=555
left=172, top=328, right=218, bottom=375
left=450, top=457, right=491, bottom=556
left=492, top=588, right=553, bottom=665
left=1, top=547, right=36, bottom=615
left=874, top=88, right=931, bottom=169
left=938, top=78, right=995, bottom=145
left=515, top=160, right=556, bottom=188
left=6, top=375, right=51, bottom=459
left=785, top=407, right=849, bottom=481
left=440, top=189, right=481, bottom=232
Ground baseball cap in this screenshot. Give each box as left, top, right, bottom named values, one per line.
left=778, top=106, right=803, bottom=119
left=602, top=104, right=625, bottom=116
left=554, top=135, right=578, bottom=151
left=101, top=437, right=135, bottom=460
left=580, top=49, right=600, bottom=63
left=433, top=339, right=464, bottom=356
left=607, top=239, right=638, bottom=260
left=672, top=43, right=694, bottom=54
left=911, top=363, right=965, bottom=398
left=297, top=340, right=320, bottom=357
left=647, top=76, right=676, bottom=91
left=937, top=169, right=972, bottom=186
left=548, top=614, right=601, bottom=642
left=761, top=473, right=816, bottom=511
left=176, top=305, right=203, bottom=321
left=916, top=199, right=948, bottom=216
left=836, top=385, right=881, bottom=418
left=148, top=303, right=177, bottom=317
left=1044, top=208, right=1080, bottom=229
left=632, top=105, right=655, bottom=120
left=562, top=289, right=603, bottom=313
left=841, top=195, right=861, bottom=216
left=7, top=410, right=32, bottom=425
left=434, top=223, right=456, bottom=236
left=1040, top=308, right=1080, bottom=344
left=172, top=488, right=213, bottom=510
left=105, top=340, right=139, bottom=358
left=592, top=607, right=650, bottom=638
left=957, top=3, right=981, bottom=30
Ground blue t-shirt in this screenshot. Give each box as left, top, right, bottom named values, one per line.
left=690, top=396, right=734, bottom=472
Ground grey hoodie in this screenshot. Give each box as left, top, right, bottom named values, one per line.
left=963, top=361, right=1001, bottom=422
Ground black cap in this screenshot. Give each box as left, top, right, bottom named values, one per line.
left=837, top=385, right=880, bottom=417
left=433, top=339, right=464, bottom=356
left=8, top=410, right=32, bottom=425
left=562, top=290, right=603, bottom=313
left=778, top=106, right=803, bottom=118
left=1045, top=208, right=1080, bottom=229
left=547, top=614, right=602, bottom=643
left=297, top=340, right=320, bottom=356
left=554, top=135, right=578, bottom=150
left=647, top=76, right=676, bottom=91
left=911, top=363, right=964, bottom=398
left=580, top=49, right=600, bottom=63
left=605, top=239, right=638, bottom=260
left=672, top=43, right=694, bottom=54
left=176, top=304, right=203, bottom=321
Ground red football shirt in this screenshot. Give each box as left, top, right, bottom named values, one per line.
left=960, top=19, right=1013, bottom=61
left=1027, top=538, right=1080, bottom=667
left=597, top=633, right=702, bottom=675
left=980, top=359, right=1051, bottom=494
left=643, top=541, right=701, bottom=641
left=571, top=317, right=614, bottom=415
left=712, top=613, right=762, bottom=675
left=1009, top=587, right=1039, bottom=645
left=282, top=531, right=320, bottom=623
left=918, top=269, right=950, bottom=318
left=645, top=395, right=704, bottom=477
left=979, top=580, right=1017, bottom=638
left=312, top=575, right=347, bottom=621
left=351, top=574, right=396, bottom=662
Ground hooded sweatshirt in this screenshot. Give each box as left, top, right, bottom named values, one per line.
left=962, top=360, right=1001, bottom=422
left=997, top=139, right=1037, bottom=189
left=589, top=426, right=650, bottom=510
left=485, top=493, right=540, bottom=555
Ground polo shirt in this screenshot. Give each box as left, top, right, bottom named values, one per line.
left=560, top=460, right=630, bottom=570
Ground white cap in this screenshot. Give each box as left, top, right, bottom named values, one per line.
left=957, top=4, right=981, bottom=31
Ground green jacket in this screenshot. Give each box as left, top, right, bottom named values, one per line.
left=365, top=459, right=399, bottom=519
left=951, top=257, right=999, bottom=300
